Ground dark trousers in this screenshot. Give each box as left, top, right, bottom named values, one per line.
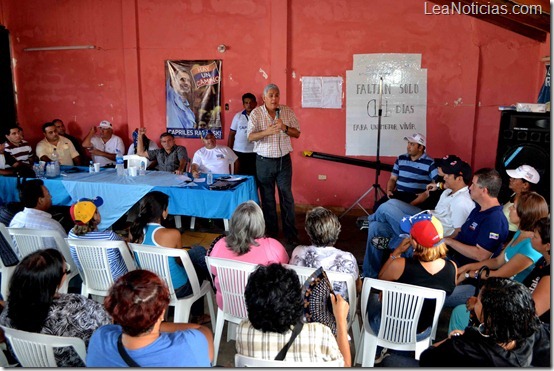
left=256, top=154, right=297, bottom=241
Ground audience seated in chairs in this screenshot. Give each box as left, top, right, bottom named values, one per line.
left=86, top=269, right=213, bottom=367
left=129, top=191, right=210, bottom=324
left=207, top=200, right=289, bottom=309
left=420, top=277, right=550, bottom=367
left=0, top=249, right=110, bottom=366
left=235, top=263, right=352, bottom=366
left=290, top=206, right=361, bottom=299
left=448, top=191, right=549, bottom=320
left=367, top=213, right=456, bottom=363
left=68, top=196, right=129, bottom=281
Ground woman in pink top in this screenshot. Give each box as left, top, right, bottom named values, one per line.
left=207, top=201, right=289, bottom=308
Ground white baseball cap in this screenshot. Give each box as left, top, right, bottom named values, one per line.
left=98, top=120, right=112, bottom=129
left=404, top=133, right=426, bottom=146
left=506, top=165, right=540, bottom=184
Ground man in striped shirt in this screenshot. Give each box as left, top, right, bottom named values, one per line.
left=4, top=125, right=36, bottom=166
left=375, top=133, right=439, bottom=211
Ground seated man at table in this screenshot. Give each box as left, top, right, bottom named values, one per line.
left=135, top=128, right=188, bottom=174
left=36, top=122, right=81, bottom=166
left=82, top=120, right=125, bottom=167
left=53, top=118, right=90, bottom=163
left=0, top=139, right=30, bottom=176
left=191, top=130, right=238, bottom=178
left=9, top=179, right=67, bottom=255
left=4, top=124, right=36, bottom=166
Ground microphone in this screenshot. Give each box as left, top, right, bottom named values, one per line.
left=275, top=107, right=280, bottom=120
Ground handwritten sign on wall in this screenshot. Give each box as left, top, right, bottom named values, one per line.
left=346, top=54, right=427, bottom=156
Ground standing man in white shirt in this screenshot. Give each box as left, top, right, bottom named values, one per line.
left=36, top=122, right=81, bottom=165
left=191, top=130, right=238, bottom=177
left=228, top=93, right=257, bottom=176
left=82, top=120, right=125, bottom=167
left=247, top=83, right=301, bottom=248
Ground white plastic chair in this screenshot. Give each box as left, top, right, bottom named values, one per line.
left=0, top=223, right=18, bottom=300
left=128, top=243, right=215, bottom=327
left=1, top=325, right=87, bottom=367
left=205, top=256, right=258, bottom=366
left=123, top=154, right=148, bottom=169
left=284, top=264, right=361, bottom=356
left=235, top=353, right=343, bottom=367
left=356, top=278, right=446, bottom=367
left=65, top=238, right=137, bottom=299
left=7, top=228, right=79, bottom=294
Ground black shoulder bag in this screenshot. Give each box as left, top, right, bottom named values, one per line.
left=117, top=334, right=141, bottom=367
left=274, top=321, right=304, bottom=361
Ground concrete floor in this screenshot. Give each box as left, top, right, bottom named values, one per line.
left=178, top=209, right=452, bottom=367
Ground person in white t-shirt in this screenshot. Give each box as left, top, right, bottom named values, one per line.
left=228, top=93, right=257, bottom=176
left=82, top=120, right=125, bottom=167
left=191, top=130, right=238, bottom=177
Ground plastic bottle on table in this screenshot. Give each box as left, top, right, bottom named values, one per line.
left=50, top=148, right=60, bottom=177
left=89, top=161, right=94, bottom=173
left=115, top=149, right=125, bottom=176
left=207, top=170, right=213, bottom=185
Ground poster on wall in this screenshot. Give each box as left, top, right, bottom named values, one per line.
left=166, top=60, right=223, bottom=139
left=346, top=54, right=427, bottom=156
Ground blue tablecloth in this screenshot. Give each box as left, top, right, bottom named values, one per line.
left=0, top=167, right=259, bottom=231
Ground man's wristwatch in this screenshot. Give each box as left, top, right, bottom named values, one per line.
left=464, top=272, right=470, bottom=279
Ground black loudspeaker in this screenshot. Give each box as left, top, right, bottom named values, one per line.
left=495, top=111, right=550, bottom=205
left=0, top=26, right=16, bottom=134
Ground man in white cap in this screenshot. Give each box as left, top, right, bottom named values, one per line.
left=82, top=120, right=125, bottom=167
left=374, top=132, right=439, bottom=212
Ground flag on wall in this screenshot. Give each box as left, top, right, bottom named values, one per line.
left=166, top=60, right=223, bottom=138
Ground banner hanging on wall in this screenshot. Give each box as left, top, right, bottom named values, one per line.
left=165, top=60, right=223, bottom=139
left=346, top=54, right=427, bottom=156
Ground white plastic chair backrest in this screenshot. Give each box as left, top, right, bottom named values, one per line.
left=128, top=243, right=201, bottom=302
left=1, top=325, right=86, bottom=367
left=65, top=238, right=136, bottom=295
left=7, top=228, right=78, bottom=284
left=235, top=353, right=342, bottom=367
left=360, top=278, right=446, bottom=344
left=205, top=256, right=257, bottom=319
left=123, top=154, right=148, bottom=169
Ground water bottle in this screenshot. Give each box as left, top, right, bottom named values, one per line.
left=139, top=161, right=146, bottom=176
left=33, top=163, right=42, bottom=178
left=89, top=161, right=94, bottom=174
left=50, top=148, right=60, bottom=177
left=207, top=170, right=213, bottom=185
left=115, top=149, right=125, bottom=176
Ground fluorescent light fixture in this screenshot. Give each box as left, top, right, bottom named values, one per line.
left=23, top=45, right=95, bottom=52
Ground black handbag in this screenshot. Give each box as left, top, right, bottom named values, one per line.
left=274, top=321, right=304, bottom=361
left=467, top=265, right=490, bottom=327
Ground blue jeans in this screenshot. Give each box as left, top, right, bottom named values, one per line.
left=368, top=199, right=422, bottom=237
left=256, top=154, right=297, bottom=241
left=443, top=284, right=475, bottom=308
left=362, top=222, right=407, bottom=278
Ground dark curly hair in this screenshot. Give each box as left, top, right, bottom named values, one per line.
left=244, top=264, right=303, bottom=333
left=479, top=277, right=540, bottom=344
left=104, top=270, right=170, bottom=337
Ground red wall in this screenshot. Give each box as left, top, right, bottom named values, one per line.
left=1, top=0, right=548, bottom=210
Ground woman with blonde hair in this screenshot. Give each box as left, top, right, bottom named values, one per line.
left=207, top=200, right=288, bottom=308
left=369, top=212, right=457, bottom=348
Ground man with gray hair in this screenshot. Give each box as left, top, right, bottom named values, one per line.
left=247, top=84, right=301, bottom=249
